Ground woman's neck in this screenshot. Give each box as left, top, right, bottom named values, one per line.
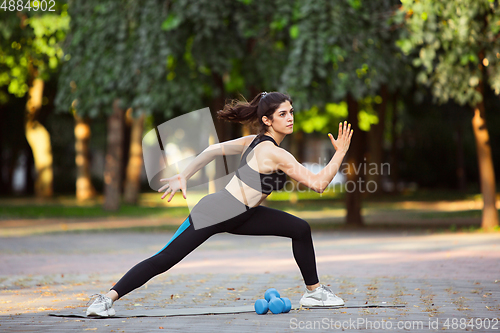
left=263, top=132, right=286, bottom=146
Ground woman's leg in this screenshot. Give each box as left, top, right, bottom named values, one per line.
left=226, top=206, right=320, bottom=286
left=110, top=215, right=225, bottom=299
left=108, top=189, right=253, bottom=300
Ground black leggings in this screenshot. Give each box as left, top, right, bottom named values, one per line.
left=112, top=190, right=319, bottom=298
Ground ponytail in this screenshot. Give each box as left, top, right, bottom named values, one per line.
left=217, top=92, right=292, bottom=135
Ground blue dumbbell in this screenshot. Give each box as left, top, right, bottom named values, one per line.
left=264, top=288, right=285, bottom=314
left=281, top=297, right=292, bottom=313
left=254, top=299, right=269, bottom=315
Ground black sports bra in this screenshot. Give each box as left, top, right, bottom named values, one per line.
left=235, top=135, right=287, bottom=195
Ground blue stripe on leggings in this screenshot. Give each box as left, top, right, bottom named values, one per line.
left=154, top=217, right=191, bottom=255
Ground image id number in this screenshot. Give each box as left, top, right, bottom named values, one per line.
left=1, top=0, right=56, bottom=11
left=443, top=318, right=499, bottom=330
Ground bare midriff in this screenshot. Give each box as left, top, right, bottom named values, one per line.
left=224, top=141, right=277, bottom=207
left=225, top=176, right=268, bottom=208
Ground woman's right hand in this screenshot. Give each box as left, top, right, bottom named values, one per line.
left=328, top=121, right=353, bottom=155
left=158, top=173, right=187, bottom=202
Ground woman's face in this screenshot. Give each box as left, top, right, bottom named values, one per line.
left=264, top=100, right=294, bottom=134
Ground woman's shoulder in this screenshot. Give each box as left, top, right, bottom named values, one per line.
left=253, top=137, right=284, bottom=156
left=220, top=134, right=257, bottom=147
left=245, top=134, right=258, bottom=143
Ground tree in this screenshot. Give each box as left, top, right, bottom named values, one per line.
left=279, top=0, right=412, bottom=226
left=58, top=0, right=294, bottom=207
left=159, top=0, right=293, bottom=132
left=396, top=0, right=499, bottom=230
left=73, top=111, right=96, bottom=200
left=0, top=3, right=69, bottom=197
left=157, top=0, right=296, bottom=186
left=56, top=0, right=177, bottom=210
left=123, top=111, right=145, bottom=204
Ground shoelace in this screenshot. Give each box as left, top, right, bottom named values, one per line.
left=87, top=294, right=110, bottom=309
left=319, top=284, right=338, bottom=297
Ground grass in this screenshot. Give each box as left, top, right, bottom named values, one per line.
left=0, top=188, right=489, bottom=220
left=0, top=199, right=481, bottom=220
left=415, top=210, right=483, bottom=219
left=266, top=200, right=346, bottom=211
left=0, top=189, right=496, bottom=235
left=0, top=204, right=189, bottom=219
left=266, top=186, right=482, bottom=202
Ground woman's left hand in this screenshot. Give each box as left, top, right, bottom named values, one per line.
left=328, top=121, right=353, bottom=155
left=158, top=173, right=187, bottom=202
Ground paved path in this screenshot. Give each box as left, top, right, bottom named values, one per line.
left=1, top=229, right=499, bottom=332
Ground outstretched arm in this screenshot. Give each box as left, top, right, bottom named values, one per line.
left=179, top=135, right=256, bottom=181
left=273, top=121, right=353, bottom=193
left=158, top=135, right=256, bottom=201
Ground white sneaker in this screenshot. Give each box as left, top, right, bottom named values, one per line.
left=86, top=294, right=116, bottom=317
left=299, top=284, right=345, bottom=307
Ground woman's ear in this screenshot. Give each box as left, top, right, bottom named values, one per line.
left=262, top=116, right=271, bottom=126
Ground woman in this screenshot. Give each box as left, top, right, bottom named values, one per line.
left=86, top=92, right=353, bottom=316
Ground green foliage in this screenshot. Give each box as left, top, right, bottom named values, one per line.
left=294, top=95, right=381, bottom=134
left=162, top=13, right=182, bottom=31
left=294, top=102, right=347, bottom=134
left=56, top=0, right=173, bottom=117
left=55, top=0, right=294, bottom=118
left=55, top=0, right=413, bottom=130
left=358, top=95, right=382, bottom=131
left=279, top=0, right=412, bottom=111
left=0, top=203, right=189, bottom=219
left=0, top=1, right=69, bottom=102
left=396, top=0, right=500, bottom=106
left=289, top=25, right=299, bottom=39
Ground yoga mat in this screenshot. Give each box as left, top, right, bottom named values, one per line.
left=49, top=303, right=405, bottom=318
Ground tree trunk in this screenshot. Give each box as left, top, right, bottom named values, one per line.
left=74, top=112, right=96, bottom=201
left=211, top=73, right=227, bottom=141
left=288, top=130, right=305, bottom=164
left=345, top=94, right=364, bottom=227
left=6, top=150, right=17, bottom=195
left=471, top=98, right=498, bottom=230
left=367, top=85, right=388, bottom=193
left=455, top=122, right=466, bottom=191
left=25, top=77, right=53, bottom=197
left=0, top=105, right=7, bottom=195
left=210, top=73, right=228, bottom=191
left=390, top=93, right=400, bottom=192
left=25, top=145, right=34, bottom=195
left=103, top=99, right=124, bottom=211
left=289, top=130, right=299, bottom=163
left=124, top=112, right=145, bottom=204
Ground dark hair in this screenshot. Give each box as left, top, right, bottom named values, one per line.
left=217, top=92, right=293, bottom=135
